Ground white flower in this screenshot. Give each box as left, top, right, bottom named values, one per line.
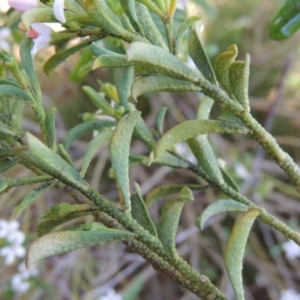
left=0, top=27, right=12, bottom=51
left=0, top=219, right=20, bottom=239
left=234, top=163, right=250, bottom=180
left=8, top=0, right=39, bottom=12
left=27, top=23, right=52, bottom=56
left=282, top=240, right=300, bottom=260
left=7, top=230, right=25, bottom=245
left=0, top=243, right=26, bottom=265
left=11, top=273, right=30, bottom=294
left=99, top=289, right=123, bottom=300
left=18, top=261, right=39, bottom=279
left=280, top=289, right=300, bottom=300
left=53, top=0, right=66, bottom=23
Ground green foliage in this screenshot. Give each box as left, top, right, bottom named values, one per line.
left=1, top=1, right=300, bottom=299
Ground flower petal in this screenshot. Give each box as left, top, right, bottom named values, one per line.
left=53, top=0, right=66, bottom=23
left=8, top=0, right=39, bottom=12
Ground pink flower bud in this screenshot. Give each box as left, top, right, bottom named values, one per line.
left=8, top=0, right=39, bottom=12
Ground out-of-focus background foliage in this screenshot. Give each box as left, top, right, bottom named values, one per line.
left=1, top=0, right=300, bottom=299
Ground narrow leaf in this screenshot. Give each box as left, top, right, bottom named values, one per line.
left=196, top=199, right=248, bottom=230
left=224, top=210, right=259, bottom=300
left=21, top=133, right=88, bottom=192
left=0, top=158, right=20, bottom=172
left=269, top=0, right=300, bottom=40
left=20, top=38, right=40, bottom=95
left=145, top=184, right=205, bottom=208
left=21, top=8, right=55, bottom=29
left=37, top=203, right=98, bottom=237
left=15, top=181, right=54, bottom=217
left=57, top=143, right=75, bottom=167
left=0, top=84, right=35, bottom=105
left=135, top=3, right=168, bottom=50
left=110, top=112, right=141, bottom=212
left=130, top=75, right=201, bottom=103
left=228, top=54, right=250, bottom=113
left=154, top=120, right=248, bottom=159
left=149, top=152, right=190, bottom=169
left=187, top=136, right=224, bottom=184
left=127, top=42, right=201, bottom=83
left=44, top=39, right=95, bottom=76
left=80, top=129, right=112, bottom=176
left=175, top=16, right=201, bottom=55
left=0, top=180, right=8, bottom=194
left=93, top=54, right=133, bottom=69
left=120, top=0, right=144, bottom=34
left=157, top=187, right=194, bottom=258
left=26, top=227, right=133, bottom=266
left=188, top=21, right=217, bottom=84
left=155, top=106, right=168, bottom=136
left=215, top=44, right=238, bottom=93
left=131, top=183, right=157, bottom=236
left=64, top=120, right=116, bottom=150
left=220, top=167, right=239, bottom=192
left=45, top=108, right=56, bottom=150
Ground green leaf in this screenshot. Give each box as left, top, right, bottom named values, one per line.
left=20, top=133, right=88, bottom=192
left=20, top=38, right=41, bottom=95
left=21, top=8, right=55, bottom=29
left=110, top=112, right=140, bottom=212
left=57, top=143, right=75, bottom=167
left=37, top=203, right=98, bottom=237
left=127, top=42, right=201, bottom=83
left=269, top=0, right=300, bottom=40
left=0, top=120, right=24, bottom=143
left=131, top=183, right=157, bottom=236
left=113, top=66, right=134, bottom=109
left=85, top=0, right=132, bottom=38
left=130, top=75, right=201, bottom=103
left=82, top=86, right=116, bottom=116
left=45, top=108, right=56, bottom=150
left=224, top=210, right=259, bottom=300
left=175, top=16, right=201, bottom=55
left=44, top=38, right=96, bottom=76
left=0, top=78, right=19, bottom=87
left=188, top=21, right=217, bottom=84
left=91, top=42, right=120, bottom=56
left=77, top=61, right=93, bottom=78
left=228, top=54, right=250, bottom=114
left=187, top=136, right=224, bottom=184
left=220, top=167, right=239, bottom=192
left=196, top=199, right=248, bottom=230
left=145, top=184, right=204, bottom=208
left=0, top=158, right=20, bottom=172
left=150, top=152, right=190, bottom=169
left=120, top=0, right=144, bottom=35
left=93, top=54, right=133, bottom=69
left=215, top=44, right=238, bottom=93
left=0, top=84, right=35, bottom=105
left=64, top=120, right=116, bottom=150
left=70, top=46, right=93, bottom=81
left=155, top=106, right=168, bottom=136
left=136, top=0, right=165, bottom=17
left=135, top=3, right=168, bottom=50
left=26, top=227, right=133, bottom=266
left=0, top=180, right=8, bottom=194
left=80, top=128, right=113, bottom=176
left=15, top=181, right=54, bottom=217
left=154, top=120, right=248, bottom=159
left=157, top=187, right=194, bottom=258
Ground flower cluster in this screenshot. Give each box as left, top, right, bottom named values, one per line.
left=99, top=289, right=123, bottom=300
left=282, top=240, right=300, bottom=260
left=0, top=219, right=39, bottom=295
left=0, top=219, right=26, bottom=265
left=280, top=289, right=300, bottom=300
left=8, top=0, right=66, bottom=55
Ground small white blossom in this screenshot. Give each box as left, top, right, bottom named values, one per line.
left=99, top=289, right=122, bottom=300
left=0, top=219, right=20, bottom=239
left=282, top=240, right=300, bottom=260
left=18, top=261, right=39, bottom=279
left=0, top=243, right=26, bottom=265
left=280, top=289, right=300, bottom=300
left=8, top=0, right=39, bottom=12
left=28, top=23, right=52, bottom=56
left=11, top=273, right=30, bottom=294
left=0, top=0, right=10, bottom=12
left=0, top=27, right=11, bottom=51
left=53, top=0, right=66, bottom=23
left=234, top=163, right=250, bottom=180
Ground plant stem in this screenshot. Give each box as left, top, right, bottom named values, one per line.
left=197, top=78, right=300, bottom=191
left=188, top=163, right=300, bottom=245
left=83, top=188, right=227, bottom=299
left=164, top=18, right=175, bottom=54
